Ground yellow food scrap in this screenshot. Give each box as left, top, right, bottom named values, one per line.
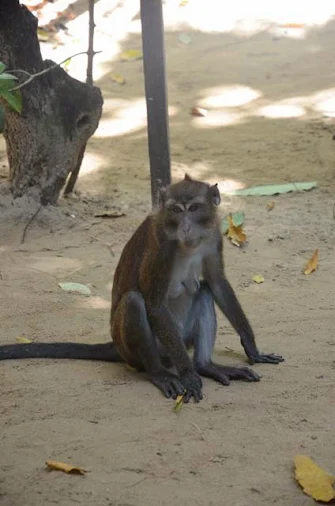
left=46, top=460, right=87, bottom=475
left=266, top=201, right=275, bottom=211
left=16, top=336, right=32, bottom=344
left=252, top=275, right=264, bottom=284
left=294, top=455, right=335, bottom=502
left=304, top=249, right=319, bottom=275
left=173, top=394, right=184, bottom=413
left=120, top=49, right=143, bottom=62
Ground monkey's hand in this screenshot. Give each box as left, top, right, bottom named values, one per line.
left=179, top=371, right=203, bottom=403
left=150, top=370, right=186, bottom=399
left=248, top=352, right=284, bottom=365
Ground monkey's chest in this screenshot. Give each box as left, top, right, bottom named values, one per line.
left=167, top=254, right=202, bottom=313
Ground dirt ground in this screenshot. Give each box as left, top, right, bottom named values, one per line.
left=1, top=2, right=335, bottom=505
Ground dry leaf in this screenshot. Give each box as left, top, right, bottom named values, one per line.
left=125, top=363, right=137, bottom=372
left=294, top=455, right=335, bottom=502
left=173, top=394, right=184, bottom=413
left=58, top=282, right=92, bottom=297
left=110, top=73, right=126, bottom=85
left=304, top=249, right=319, bottom=275
left=190, top=107, right=207, bottom=117
left=226, top=214, right=246, bottom=247
left=94, top=211, right=125, bottom=219
left=267, top=201, right=275, bottom=211
left=16, top=336, right=32, bottom=344
left=252, top=275, right=264, bottom=284
left=120, top=49, right=143, bottom=62
left=46, top=460, right=87, bottom=475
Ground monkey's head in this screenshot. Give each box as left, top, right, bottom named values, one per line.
left=159, top=174, right=221, bottom=249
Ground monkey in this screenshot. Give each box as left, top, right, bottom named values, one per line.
left=0, top=174, right=284, bottom=402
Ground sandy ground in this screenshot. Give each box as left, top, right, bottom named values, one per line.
left=1, top=2, right=335, bottom=505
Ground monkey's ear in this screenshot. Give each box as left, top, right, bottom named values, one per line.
left=209, top=183, right=221, bottom=206
left=184, top=173, right=193, bottom=182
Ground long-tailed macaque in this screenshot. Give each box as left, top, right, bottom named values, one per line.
left=0, top=175, right=283, bottom=402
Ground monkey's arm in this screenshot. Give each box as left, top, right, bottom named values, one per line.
left=203, top=251, right=284, bottom=365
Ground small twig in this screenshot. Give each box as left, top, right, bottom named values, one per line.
left=9, top=51, right=101, bottom=92
left=21, top=205, right=42, bottom=244
left=64, top=0, right=96, bottom=195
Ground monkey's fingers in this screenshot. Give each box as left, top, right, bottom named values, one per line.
left=224, top=366, right=261, bottom=382
left=253, top=353, right=284, bottom=364
left=150, top=371, right=185, bottom=399
left=179, top=371, right=203, bottom=403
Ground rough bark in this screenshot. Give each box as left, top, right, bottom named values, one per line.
left=0, top=1, right=103, bottom=204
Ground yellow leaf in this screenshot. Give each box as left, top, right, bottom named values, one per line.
left=304, top=249, right=319, bottom=275
left=226, top=214, right=246, bottom=247
left=173, top=394, right=184, bottom=413
left=16, top=336, right=32, bottom=344
left=252, top=275, right=264, bottom=284
left=120, top=49, right=143, bottom=62
left=125, top=363, right=137, bottom=372
left=179, top=0, right=188, bottom=5
left=294, top=455, right=335, bottom=502
left=266, top=201, right=275, bottom=211
left=46, top=460, right=87, bottom=475
left=110, top=73, right=126, bottom=85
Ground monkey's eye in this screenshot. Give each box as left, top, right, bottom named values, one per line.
left=189, top=203, right=200, bottom=212
left=172, top=206, right=182, bottom=213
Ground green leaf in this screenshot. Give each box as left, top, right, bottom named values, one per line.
left=0, top=72, right=18, bottom=81
left=222, top=211, right=245, bottom=233
left=58, top=282, right=92, bottom=297
left=221, top=182, right=317, bottom=196
left=0, top=106, right=5, bottom=133
left=0, top=89, right=22, bottom=113
left=0, top=62, right=7, bottom=73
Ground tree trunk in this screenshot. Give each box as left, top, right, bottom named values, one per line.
left=0, top=1, right=103, bottom=205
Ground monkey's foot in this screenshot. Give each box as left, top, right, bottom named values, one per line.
left=179, top=370, right=203, bottom=403
left=196, top=363, right=261, bottom=386
left=249, top=352, right=284, bottom=365
left=150, top=370, right=185, bottom=399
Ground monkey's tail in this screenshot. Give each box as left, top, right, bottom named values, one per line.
left=0, top=342, right=124, bottom=362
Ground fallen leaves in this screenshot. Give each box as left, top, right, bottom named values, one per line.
left=94, top=211, right=126, bottom=219
left=120, top=49, right=143, bottom=62
left=58, top=282, right=92, bottom=297
left=46, top=460, right=87, bottom=475
left=16, top=336, right=32, bottom=344
left=252, top=275, right=264, bottom=284
left=294, top=455, right=335, bottom=502
left=110, top=73, right=126, bottom=85
left=266, top=201, right=275, bottom=211
left=222, top=212, right=246, bottom=247
left=190, top=107, right=207, bottom=117
left=304, top=249, right=319, bottom=275
left=221, top=182, right=317, bottom=197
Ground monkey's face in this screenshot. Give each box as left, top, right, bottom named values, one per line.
left=160, top=177, right=221, bottom=249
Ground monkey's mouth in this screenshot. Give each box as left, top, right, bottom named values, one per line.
left=182, top=238, right=201, bottom=249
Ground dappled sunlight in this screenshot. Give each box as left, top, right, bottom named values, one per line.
left=156, top=0, right=335, bottom=37
left=217, top=179, right=245, bottom=193
left=79, top=152, right=106, bottom=176
left=95, top=98, right=178, bottom=138
left=40, top=0, right=140, bottom=82
left=80, top=295, right=111, bottom=309
left=257, top=104, right=306, bottom=119
left=199, top=86, right=262, bottom=109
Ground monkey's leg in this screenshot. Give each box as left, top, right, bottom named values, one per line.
left=188, top=283, right=260, bottom=385
left=112, top=291, right=185, bottom=399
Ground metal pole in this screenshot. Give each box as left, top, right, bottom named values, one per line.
left=140, top=0, right=171, bottom=208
